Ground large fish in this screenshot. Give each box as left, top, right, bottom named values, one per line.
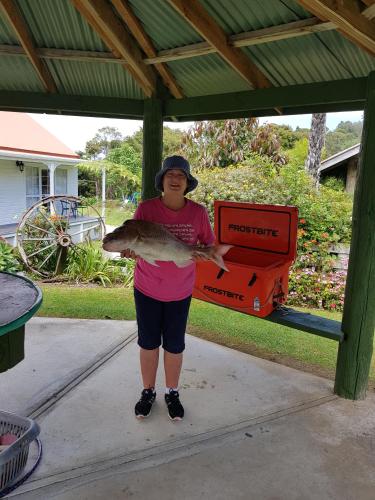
left=102, top=219, right=232, bottom=271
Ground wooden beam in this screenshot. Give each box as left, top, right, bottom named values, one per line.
left=6, top=10, right=373, bottom=69
left=362, top=3, right=375, bottom=19
left=145, top=18, right=335, bottom=64
left=167, top=0, right=272, bottom=89
left=164, top=77, right=367, bottom=119
left=296, top=0, right=375, bottom=55
left=142, top=99, right=163, bottom=200
left=334, top=71, right=375, bottom=400
left=0, top=18, right=334, bottom=66
left=110, top=0, right=184, bottom=98
left=0, top=90, right=144, bottom=118
left=361, top=0, right=375, bottom=7
left=0, top=17, right=336, bottom=67
left=169, top=101, right=364, bottom=122
left=0, top=0, right=57, bottom=93
left=0, top=78, right=365, bottom=122
left=71, top=0, right=156, bottom=96
left=0, top=44, right=126, bottom=63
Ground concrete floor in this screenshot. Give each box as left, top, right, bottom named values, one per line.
left=1, top=317, right=374, bottom=499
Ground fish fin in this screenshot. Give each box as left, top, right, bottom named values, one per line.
left=215, top=244, right=233, bottom=256
left=175, top=260, right=193, bottom=268
left=210, top=244, right=233, bottom=272
left=142, top=257, right=159, bottom=267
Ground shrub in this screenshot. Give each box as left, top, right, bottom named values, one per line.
left=0, top=241, right=21, bottom=273
left=189, top=158, right=352, bottom=311
left=65, top=243, right=133, bottom=287
left=190, top=160, right=353, bottom=248
left=288, top=268, right=346, bottom=312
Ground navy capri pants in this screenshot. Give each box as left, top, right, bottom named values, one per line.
left=134, top=288, right=192, bottom=354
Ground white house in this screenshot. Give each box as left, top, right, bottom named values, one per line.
left=0, top=111, right=81, bottom=245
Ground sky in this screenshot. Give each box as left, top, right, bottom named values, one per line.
left=30, top=110, right=364, bottom=154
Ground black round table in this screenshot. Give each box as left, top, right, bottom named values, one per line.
left=0, top=272, right=42, bottom=372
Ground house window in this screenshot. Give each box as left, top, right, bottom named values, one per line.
left=26, top=166, right=40, bottom=208
left=41, top=168, right=50, bottom=197
left=26, top=166, right=68, bottom=208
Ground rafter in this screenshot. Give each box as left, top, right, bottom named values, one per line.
left=0, top=0, right=57, bottom=92
left=167, top=0, right=272, bottom=89
left=145, top=18, right=335, bottom=64
left=362, top=2, right=375, bottom=19
left=0, top=18, right=335, bottom=66
left=110, top=0, right=183, bottom=98
left=296, top=0, right=375, bottom=55
left=361, top=0, right=375, bottom=8
left=71, top=0, right=156, bottom=97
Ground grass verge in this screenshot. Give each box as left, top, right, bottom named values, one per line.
left=37, top=284, right=375, bottom=384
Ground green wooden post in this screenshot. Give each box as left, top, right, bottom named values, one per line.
left=334, top=72, right=375, bottom=399
left=142, top=98, right=163, bottom=201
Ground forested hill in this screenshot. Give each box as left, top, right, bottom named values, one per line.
left=325, top=120, right=363, bottom=157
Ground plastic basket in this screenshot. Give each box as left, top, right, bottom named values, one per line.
left=0, top=411, right=40, bottom=494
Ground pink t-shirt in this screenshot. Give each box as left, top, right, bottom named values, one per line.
left=133, top=197, right=215, bottom=301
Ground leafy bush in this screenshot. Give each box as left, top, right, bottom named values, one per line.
left=288, top=268, right=346, bottom=311
left=78, top=160, right=141, bottom=200
left=0, top=241, right=21, bottom=273
left=107, top=144, right=141, bottom=176
left=65, top=243, right=133, bottom=287
left=189, top=158, right=352, bottom=311
left=190, top=159, right=352, bottom=246
left=181, top=119, right=286, bottom=169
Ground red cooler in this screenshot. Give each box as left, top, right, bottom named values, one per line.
left=193, top=201, right=298, bottom=318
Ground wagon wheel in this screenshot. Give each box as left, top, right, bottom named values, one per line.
left=16, top=195, right=106, bottom=277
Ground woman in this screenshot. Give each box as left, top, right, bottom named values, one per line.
left=125, top=155, right=215, bottom=421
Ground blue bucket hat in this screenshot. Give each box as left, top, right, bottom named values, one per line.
left=155, top=155, right=198, bottom=194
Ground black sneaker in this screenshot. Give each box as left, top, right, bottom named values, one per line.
left=135, top=389, right=156, bottom=419
left=165, top=390, right=184, bottom=421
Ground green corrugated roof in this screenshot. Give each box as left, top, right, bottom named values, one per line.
left=18, top=0, right=106, bottom=50
left=0, top=56, right=44, bottom=92
left=0, top=0, right=374, bottom=109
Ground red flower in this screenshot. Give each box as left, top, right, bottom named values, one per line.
left=299, top=218, right=306, bottom=224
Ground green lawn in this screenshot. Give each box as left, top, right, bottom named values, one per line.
left=102, top=200, right=135, bottom=227
left=37, top=284, right=375, bottom=383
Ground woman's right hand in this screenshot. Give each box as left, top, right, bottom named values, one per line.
left=120, top=249, right=138, bottom=259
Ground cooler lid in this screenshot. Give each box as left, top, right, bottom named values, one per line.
left=214, top=201, right=298, bottom=260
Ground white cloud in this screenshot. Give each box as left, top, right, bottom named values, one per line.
left=29, top=110, right=363, bottom=153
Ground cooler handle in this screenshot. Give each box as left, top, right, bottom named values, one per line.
left=248, top=273, right=257, bottom=287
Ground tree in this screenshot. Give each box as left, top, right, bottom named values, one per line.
left=325, top=120, right=363, bottom=157
left=181, top=119, right=286, bottom=169
left=266, top=124, right=308, bottom=150
left=121, top=126, right=184, bottom=158
left=85, top=126, right=123, bottom=159
left=305, top=113, right=326, bottom=186
left=78, top=160, right=140, bottom=200
left=107, top=144, right=141, bottom=176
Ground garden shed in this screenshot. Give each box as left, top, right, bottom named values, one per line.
left=319, top=142, right=360, bottom=194
left=0, top=0, right=374, bottom=400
